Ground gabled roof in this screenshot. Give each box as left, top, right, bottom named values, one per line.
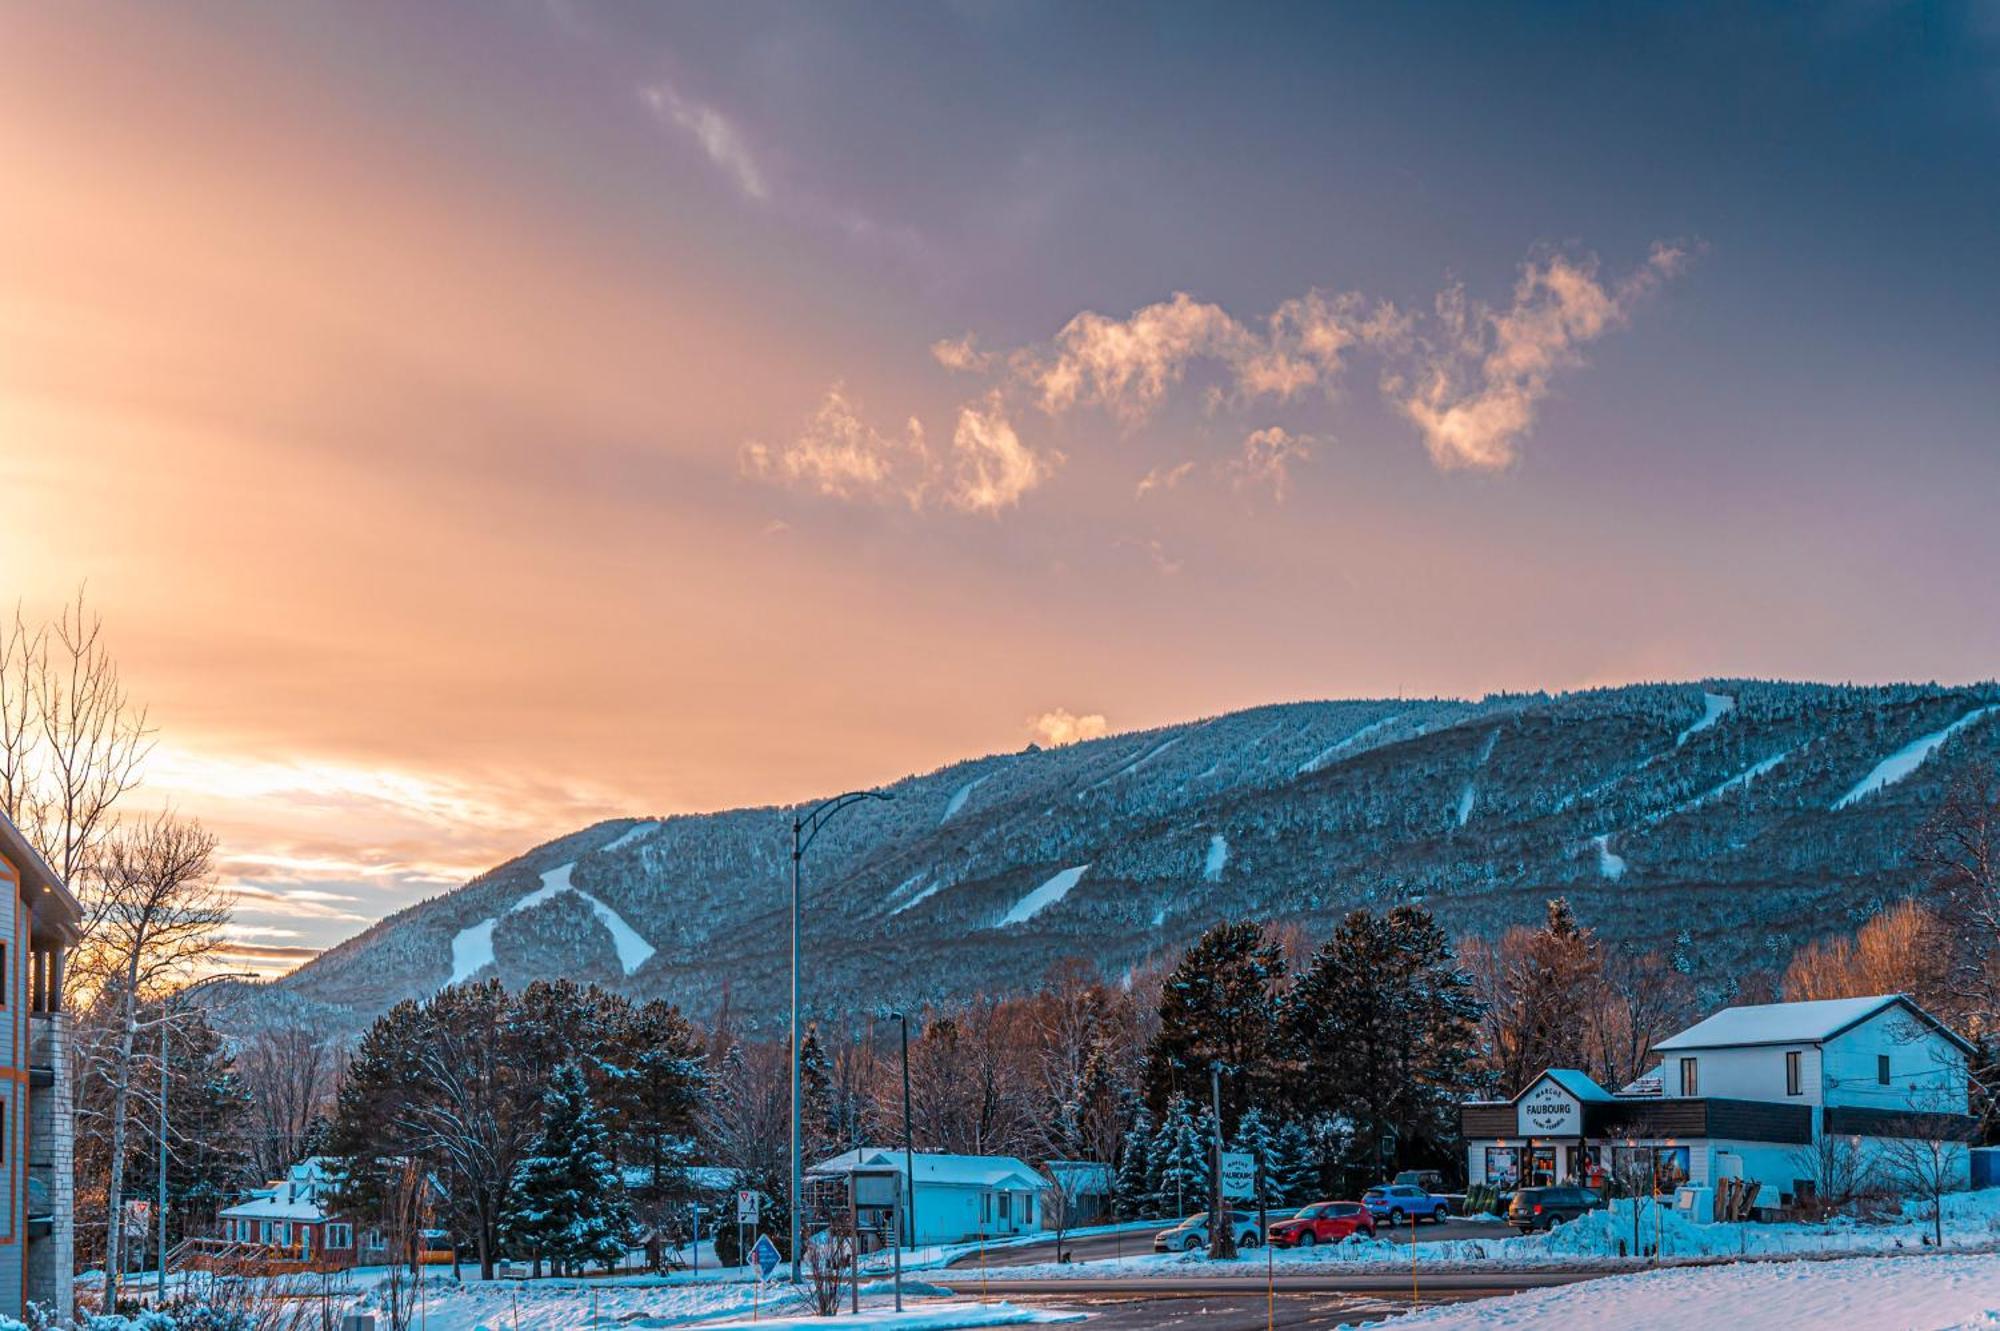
left=0, top=808, right=82, bottom=943
left=1654, top=995, right=1973, bottom=1055
left=1534, top=1069, right=1615, bottom=1103
left=809, top=1148, right=1043, bottom=1190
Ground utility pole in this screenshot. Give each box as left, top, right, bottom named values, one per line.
left=888, top=1009, right=915, bottom=1313
left=1208, top=1064, right=1236, bottom=1260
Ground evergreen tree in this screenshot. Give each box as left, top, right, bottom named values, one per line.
left=1142, top=921, right=1287, bottom=1128
left=506, top=1062, right=634, bottom=1276
left=1151, top=1094, right=1206, bottom=1219
left=1270, top=1120, right=1316, bottom=1205
left=1114, top=1102, right=1156, bottom=1219
left=798, top=1024, right=839, bottom=1162
left=1280, top=906, right=1482, bottom=1184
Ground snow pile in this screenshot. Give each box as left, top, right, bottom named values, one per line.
left=1364, top=1251, right=2000, bottom=1330
left=996, top=865, right=1090, bottom=927
left=1834, top=705, right=2000, bottom=810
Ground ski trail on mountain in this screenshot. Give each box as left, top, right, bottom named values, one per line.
left=1677, top=691, right=1736, bottom=746
left=997, top=865, right=1090, bottom=927
left=1296, top=714, right=1403, bottom=776
left=1203, top=834, right=1229, bottom=882
left=1833, top=705, right=2000, bottom=810
left=444, top=861, right=655, bottom=987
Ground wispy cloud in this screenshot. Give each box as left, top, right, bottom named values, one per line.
left=1031, top=708, right=1108, bottom=746
left=1229, top=426, right=1314, bottom=501
left=931, top=334, right=992, bottom=373
left=742, top=384, right=931, bottom=507
left=1393, top=244, right=1688, bottom=470
left=1135, top=460, right=1195, bottom=497
left=639, top=79, right=769, bottom=202
left=744, top=386, right=1057, bottom=513
left=1027, top=292, right=1253, bottom=421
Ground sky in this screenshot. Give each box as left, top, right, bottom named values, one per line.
left=3, top=1, right=1997, bottom=972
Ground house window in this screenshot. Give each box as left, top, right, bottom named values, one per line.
left=1785, top=1050, right=1803, bottom=1096
left=1878, top=1054, right=1891, bottom=1086
left=1679, top=1057, right=1698, bottom=1097
left=364, top=1229, right=385, bottom=1251
left=329, top=1223, right=354, bottom=1249
left=1022, top=1193, right=1033, bottom=1226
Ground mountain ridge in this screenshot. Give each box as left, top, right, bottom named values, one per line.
left=266, top=679, right=2000, bottom=1034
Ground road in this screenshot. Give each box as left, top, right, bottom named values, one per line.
left=930, top=1271, right=1604, bottom=1329
left=958, top=1217, right=1508, bottom=1269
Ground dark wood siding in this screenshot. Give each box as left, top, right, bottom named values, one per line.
left=1586, top=1099, right=1710, bottom=1139
left=1706, top=1098, right=1813, bottom=1145
left=1823, top=1105, right=1980, bottom=1142
left=1461, top=1103, right=1515, bottom=1138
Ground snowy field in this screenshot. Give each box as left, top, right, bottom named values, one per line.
left=1367, top=1251, right=2000, bottom=1330
left=982, top=1191, right=2000, bottom=1280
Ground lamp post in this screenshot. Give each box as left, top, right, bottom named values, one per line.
left=789, top=790, right=892, bottom=1283
left=885, top=1010, right=915, bottom=1313
left=155, top=972, right=252, bottom=1302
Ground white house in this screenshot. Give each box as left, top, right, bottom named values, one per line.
left=806, top=1149, right=1046, bottom=1248
left=1461, top=994, right=1979, bottom=1208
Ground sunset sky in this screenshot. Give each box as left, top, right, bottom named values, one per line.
left=4, top=2, right=1997, bottom=972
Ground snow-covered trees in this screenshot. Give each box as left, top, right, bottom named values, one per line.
left=1142, top=920, right=1287, bottom=1126
left=1113, top=1102, right=1156, bottom=1218
left=1151, top=1094, right=1206, bottom=1218
left=327, top=978, right=707, bottom=1278
left=1280, top=904, right=1481, bottom=1184
left=506, top=1062, right=635, bottom=1275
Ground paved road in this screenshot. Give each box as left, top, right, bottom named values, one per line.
left=931, top=1271, right=1604, bottom=1328
left=959, top=1217, right=1508, bottom=1269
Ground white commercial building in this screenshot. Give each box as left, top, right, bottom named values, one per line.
left=807, top=1148, right=1046, bottom=1247
left=1461, top=995, right=1978, bottom=1208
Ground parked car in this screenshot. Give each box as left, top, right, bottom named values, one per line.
left=1265, top=1201, right=1376, bottom=1248
left=1392, top=1169, right=1447, bottom=1194
left=1362, top=1183, right=1452, bottom=1224
left=1153, top=1210, right=1264, bottom=1252
left=1505, top=1185, right=1606, bottom=1233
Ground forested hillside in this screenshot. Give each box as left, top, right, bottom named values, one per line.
left=266, top=680, right=2000, bottom=1033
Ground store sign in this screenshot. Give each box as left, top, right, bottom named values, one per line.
left=1517, top=1078, right=1582, bottom=1136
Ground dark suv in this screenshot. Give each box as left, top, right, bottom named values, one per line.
left=1506, top=1185, right=1605, bottom=1233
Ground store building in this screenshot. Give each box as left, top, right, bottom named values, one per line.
left=1461, top=995, right=1979, bottom=1206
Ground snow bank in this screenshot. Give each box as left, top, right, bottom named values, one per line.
left=699, top=1302, right=1082, bottom=1329
left=1364, top=1251, right=2000, bottom=1330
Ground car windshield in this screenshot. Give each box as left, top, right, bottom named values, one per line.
left=1182, top=1213, right=1207, bottom=1226
left=1292, top=1205, right=1323, bottom=1219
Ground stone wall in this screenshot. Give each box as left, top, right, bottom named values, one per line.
left=26, top=1012, right=73, bottom=1321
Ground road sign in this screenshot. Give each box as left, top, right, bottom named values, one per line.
left=737, top=1190, right=761, bottom=1224
left=752, top=1234, right=781, bottom=1281
left=1220, top=1151, right=1257, bottom=1200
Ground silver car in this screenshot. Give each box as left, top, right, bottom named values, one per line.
left=1152, top=1210, right=1264, bottom=1252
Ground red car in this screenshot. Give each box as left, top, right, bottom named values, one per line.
left=1266, top=1201, right=1376, bottom=1247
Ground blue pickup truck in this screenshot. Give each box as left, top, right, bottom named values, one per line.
left=1361, top=1183, right=1452, bottom=1224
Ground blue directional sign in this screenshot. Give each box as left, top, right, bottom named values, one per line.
left=752, top=1234, right=781, bottom=1280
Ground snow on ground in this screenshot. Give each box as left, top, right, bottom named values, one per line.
left=1835, top=705, right=2000, bottom=810
left=984, top=1192, right=2000, bottom=1281
left=893, top=876, right=948, bottom=917
left=1593, top=833, right=1628, bottom=882
left=996, top=865, right=1090, bottom=927
left=1667, top=750, right=1792, bottom=818
left=1676, top=690, right=1736, bottom=746
left=1203, top=833, right=1229, bottom=882
left=702, top=1303, right=1082, bottom=1329
left=941, top=776, right=987, bottom=824
left=1365, top=1251, right=2000, bottom=1330
left=1296, top=715, right=1404, bottom=776
left=1455, top=782, right=1477, bottom=828
left=601, top=821, right=660, bottom=853
left=1455, top=729, right=1500, bottom=828
left=445, top=862, right=656, bottom=988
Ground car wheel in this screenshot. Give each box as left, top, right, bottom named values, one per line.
left=1240, top=1230, right=1259, bottom=1249
left=1297, top=1231, right=1315, bottom=1248
left=1389, top=1208, right=1405, bottom=1225
left=1182, top=1235, right=1202, bottom=1252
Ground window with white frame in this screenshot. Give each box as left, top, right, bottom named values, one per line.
left=1679, top=1057, right=1698, bottom=1097
left=1785, top=1050, right=1803, bottom=1096
left=328, top=1223, right=354, bottom=1249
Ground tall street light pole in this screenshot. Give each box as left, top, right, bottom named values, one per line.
left=790, top=790, right=892, bottom=1283
left=886, top=1009, right=915, bottom=1312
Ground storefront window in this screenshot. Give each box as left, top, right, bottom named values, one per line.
left=1484, top=1147, right=1519, bottom=1188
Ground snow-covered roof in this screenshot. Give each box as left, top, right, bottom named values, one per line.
left=1043, top=1159, right=1113, bottom=1191
left=1618, top=1066, right=1664, bottom=1098
left=809, top=1149, right=1043, bottom=1190
left=1654, top=995, right=1971, bottom=1053
left=1535, top=1069, right=1614, bottom=1102
left=218, top=1196, right=326, bottom=1222
left=221, top=1157, right=344, bottom=1222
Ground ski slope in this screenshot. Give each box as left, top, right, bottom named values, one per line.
left=997, top=865, right=1090, bottom=927
left=443, top=861, right=656, bottom=988
left=1833, top=705, right=1999, bottom=810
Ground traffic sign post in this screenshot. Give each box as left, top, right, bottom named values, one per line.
left=752, top=1233, right=781, bottom=1282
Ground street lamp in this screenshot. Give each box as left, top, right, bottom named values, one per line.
left=884, top=1010, right=916, bottom=1313
left=156, top=972, right=254, bottom=1301
left=789, top=789, right=892, bottom=1283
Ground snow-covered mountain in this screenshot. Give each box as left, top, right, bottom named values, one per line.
left=268, top=681, right=2000, bottom=1033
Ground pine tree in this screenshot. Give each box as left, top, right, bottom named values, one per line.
left=1114, top=1102, right=1156, bottom=1219
left=1270, top=1120, right=1315, bottom=1205
left=799, top=1024, right=839, bottom=1162
left=1142, top=921, right=1287, bottom=1128
left=506, top=1062, right=634, bottom=1276
left=1152, top=1094, right=1206, bottom=1219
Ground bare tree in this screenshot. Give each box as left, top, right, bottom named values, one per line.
left=83, top=813, right=227, bottom=1309
left=1915, top=770, right=2000, bottom=1029
left=1876, top=1085, right=1974, bottom=1248
left=240, top=1019, right=347, bottom=1180
left=1039, top=1163, right=1095, bottom=1263
left=1787, top=1133, right=1873, bottom=1219
left=0, top=591, right=153, bottom=899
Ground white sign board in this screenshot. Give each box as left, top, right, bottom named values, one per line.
left=736, top=1190, right=760, bottom=1224
left=1220, top=1151, right=1257, bottom=1200
left=1517, top=1078, right=1583, bottom=1136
